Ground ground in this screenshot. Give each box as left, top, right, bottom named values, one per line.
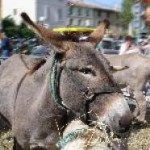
left=127, top=113, right=150, bottom=150
left=0, top=130, right=13, bottom=150
left=0, top=110, right=150, bottom=149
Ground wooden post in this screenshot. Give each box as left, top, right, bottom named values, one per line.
left=0, top=0, right=2, bottom=29
left=0, top=0, right=2, bottom=20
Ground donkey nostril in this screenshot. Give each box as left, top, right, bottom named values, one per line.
left=31, top=146, right=47, bottom=150
left=30, top=145, right=47, bottom=150
left=119, top=120, right=130, bottom=133
left=119, top=120, right=122, bottom=127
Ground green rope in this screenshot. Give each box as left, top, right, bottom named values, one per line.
left=49, top=53, right=70, bottom=110
left=50, top=53, right=59, bottom=104
left=49, top=53, right=87, bottom=149
left=56, top=128, right=87, bottom=149
left=50, top=53, right=84, bottom=149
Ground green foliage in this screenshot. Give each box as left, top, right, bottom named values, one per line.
left=4, top=27, right=18, bottom=37
left=19, top=28, right=35, bottom=38
left=2, top=16, right=16, bottom=29
left=18, top=22, right=35, bottom=38
left=1, top=16, right=35, bottom=38
left=19, top=22, right=27, bottom=29
left=119, top=0, right=136, bottom=26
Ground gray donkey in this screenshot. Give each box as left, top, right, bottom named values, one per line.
left=86, top=20, right=150, bottom=123
left=105, top=53, right=150, bottom=123
left=0, top=13, right=132, bottom=150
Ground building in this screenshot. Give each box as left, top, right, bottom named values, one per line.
left=67, top=0, right=122, bottom=34
left=131, top=1, right=146, bottom=35
left=1, top=0, right=67, bottom=28
left=1, top=0, right=122, bottom=34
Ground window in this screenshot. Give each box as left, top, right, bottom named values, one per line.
left=68, top=7, right=73, bottom=15
left=86, top=9, right=90, bottom=16
left=85, top=19, right=90, bottom=26
left=78, top=19, right=81, bottom=26
left=132, top=3, right=141, bottom=14
left=58, top=9, right=63, bottom=20
left=69, top=18, right=73, bottom=25
left=44, top=6, right=50, bottom=21
left=101, top=40, right=114, bottom=49
left=97, top=11, right=101, bottom=17
left=107, top=12, right=110, bottom=18
left=13, top=9, right=17, bottom=16
left=78, top=8, right=82, bottom=16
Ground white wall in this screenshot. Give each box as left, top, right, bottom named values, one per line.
left=2, top=0, right=36, bottom=24
left=36, top=0, right=67, bottom=28
left=2, top=0, right=67, bottom=27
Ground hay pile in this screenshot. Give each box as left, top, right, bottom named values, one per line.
left=127, top=114, right=150, bottom=150
left=0, top=130, right=13, bottom=150
left=0, top=118, right=150, bottom=150
left=128, top=125, right=150, bottom=150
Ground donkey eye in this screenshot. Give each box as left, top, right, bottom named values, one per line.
left=79, top=68, right=95, bottom=76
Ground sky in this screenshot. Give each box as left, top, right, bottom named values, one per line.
left=85, top=0, right=123, bottom=9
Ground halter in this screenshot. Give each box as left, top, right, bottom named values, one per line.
left=50, top=52, right=121, bottom=109
left=50, top=52, right=71, bottom=111
left=49, top=52, right=122, bottom=148
left=49, top=52, right=121, bottom=117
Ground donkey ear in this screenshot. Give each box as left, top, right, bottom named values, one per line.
left=111, top=65, right=129, bottom=72
left=88, top=19, right=110, bottom=47
left=21, top=12, right=72, bottom=53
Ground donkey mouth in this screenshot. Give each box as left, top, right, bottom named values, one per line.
left=89, top=93, right=133, bottom=134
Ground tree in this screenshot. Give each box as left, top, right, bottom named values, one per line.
left=18, top=22, right=35, bottom=38
left=19, top=27, right=35, bottom=38
left=1, top=17, right=35, bottom=38
left=4, top=27, right=18, bottom=37
left=2, top=16, right=16, bottom=29
left=119, top=0, right=136, bottom=27
left=1, top=16, right=18, bottom=37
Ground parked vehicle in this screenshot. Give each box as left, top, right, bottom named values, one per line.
left=96, top=37, right=119, bottom=54
left=0, top=57, right=8, bottom=65
left=12, top=38, right=40, bottom=54
left=30, top=45, right=49, bottom=58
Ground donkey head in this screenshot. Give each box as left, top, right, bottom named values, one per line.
left=21, top=13, right=132, bottom=133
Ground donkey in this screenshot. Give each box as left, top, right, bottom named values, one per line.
left=105, top=53, right=150, bottom=123
left=0, top=13, right=132, bottom=150
left=82, top=19, right=150, bottom=123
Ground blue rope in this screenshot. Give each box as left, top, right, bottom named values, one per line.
left=56, top=128, right=87, bottom=149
